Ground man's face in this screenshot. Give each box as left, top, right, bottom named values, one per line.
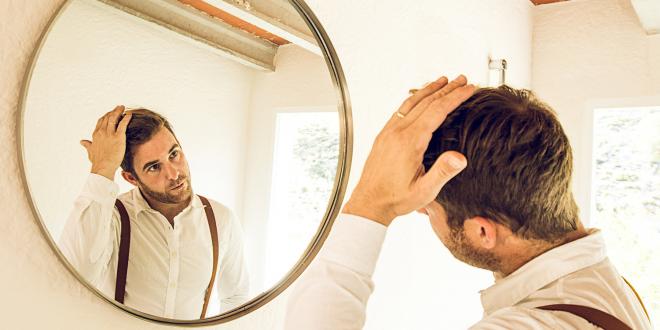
left=129, top=127, right=192, bottom=204
left=420, top=201, right=500, bottom=271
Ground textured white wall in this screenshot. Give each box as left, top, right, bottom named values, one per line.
left=1, top=0, right=534, bottom=329
left=531, top=0, right=660, bottom=224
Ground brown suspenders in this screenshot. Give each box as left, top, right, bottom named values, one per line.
left=114, top=200, right=131, bottom=304
left=198, top=195, right=219, bottom=319
left=537, top=278, right=650, bottom=330
left=537, top=304, right=632, bottom=330
left=113, top=195, right=219, bottom=319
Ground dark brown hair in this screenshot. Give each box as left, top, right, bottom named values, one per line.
left=120, top=108, right=178, bottom=176
left=422, top=85, right=579, bottom=242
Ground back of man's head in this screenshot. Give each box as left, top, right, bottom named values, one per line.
left=120, top=108, right=178, bottom=176
left=423, top=85, right=579, bottom=242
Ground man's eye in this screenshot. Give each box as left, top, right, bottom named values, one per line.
left=148, top=164, right=160, bottom=172
left=170, top=150, right=179, bottom=159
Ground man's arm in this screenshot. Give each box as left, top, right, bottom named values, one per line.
left=59, top=174, right=121, bottom=286
left=284, top=214, right=386, bottom=330
left=215, top=207, right=250, bottom=311
left=59, top=105, right=132, bottom=286
left=284, top=76, right=474, bottom=328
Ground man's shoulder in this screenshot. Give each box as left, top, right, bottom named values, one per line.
left=115, top=188, right=138, bottom=210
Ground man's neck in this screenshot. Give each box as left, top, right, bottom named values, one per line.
left=139, top=190, right=191, bottom=226
left=496, top=227, right=589, bottom=277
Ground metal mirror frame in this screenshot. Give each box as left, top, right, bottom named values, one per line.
left=16, top=0, right=352, bottom=325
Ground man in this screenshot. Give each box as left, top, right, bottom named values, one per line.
left=285, top=76, right=651, bottom=329
left=60, top=106, right=249, bottom=319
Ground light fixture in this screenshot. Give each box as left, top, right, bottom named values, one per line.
left=488, top=58, right=507, bottom=87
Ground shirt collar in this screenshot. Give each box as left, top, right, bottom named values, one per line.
left=130, top=187, right=204, bottom=216
left=479, top=229, right=606, bottom=315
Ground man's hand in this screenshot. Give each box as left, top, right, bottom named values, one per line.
left=342, top=75, right=475, bottom=226
left=80, top=105, right=132, bottom=181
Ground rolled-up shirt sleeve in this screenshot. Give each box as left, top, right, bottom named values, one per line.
left=284, top=213, right=387, bottom=330
left=59, top=173, right=120, bottom=287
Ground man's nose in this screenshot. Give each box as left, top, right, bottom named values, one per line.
left=164, top=164, right=179, bottom=180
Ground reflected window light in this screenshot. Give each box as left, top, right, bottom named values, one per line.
left=264, top=112, right=339, bottom=285
left=590, top=106, right=660, bottom=325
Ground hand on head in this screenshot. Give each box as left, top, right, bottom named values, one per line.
left=342, top=75, right=475, bottom=226
left=80, top=105, right=133, bottom=181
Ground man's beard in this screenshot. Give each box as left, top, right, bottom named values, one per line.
left=445, top=226, right=501, bottom=272
left=138, top=175, right=193, bottom=204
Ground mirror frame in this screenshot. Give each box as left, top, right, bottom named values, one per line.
left=16, top=0, right=352, bottom=325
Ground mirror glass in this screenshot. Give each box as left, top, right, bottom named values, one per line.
left=21, top=0, right=345, bottom=321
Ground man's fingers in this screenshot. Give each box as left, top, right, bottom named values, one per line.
left=413, top=84, right=475, bottom=133
left=403, top=75, right=467, bottom=125
left=417, top=151, right=467, bottom=199
left=106, top=105, right=125, bottom=133
left=398, top=77, right=449, bottom=115
left=116, top=112, right=132, bottom=134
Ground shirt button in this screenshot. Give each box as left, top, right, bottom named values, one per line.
left=170, top=282, right=176, bottom=289
left=171, top=251, right=177, bottom=258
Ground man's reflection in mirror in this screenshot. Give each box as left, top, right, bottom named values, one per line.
left=59, top=106, right=249, bottom=319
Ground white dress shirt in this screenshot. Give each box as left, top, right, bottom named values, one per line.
left=285, top=214, right=652, bottom=329
left=59, top=174, right=250, bottom=319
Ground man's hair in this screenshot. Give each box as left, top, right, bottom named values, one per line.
left=120, top=108, right=178, bottom=176
left=422, top=85, right=579, bottom=242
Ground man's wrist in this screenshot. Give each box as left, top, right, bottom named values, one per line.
left=342, top=196, right=395, bottom=226
left=91, top=166, right=116, bottom=181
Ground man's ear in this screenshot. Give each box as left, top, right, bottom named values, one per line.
left=463, top=217, right=498, bottom=250
left=121, top=171, right=139, bottom=187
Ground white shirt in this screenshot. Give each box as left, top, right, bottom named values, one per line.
left=59, top=174, right=250, bottom=319
left=285, top=214, right=652, bottom=329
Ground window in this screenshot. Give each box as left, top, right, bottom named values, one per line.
left=264, top=111, right=339, bottom=285
left=591, top=106, right=659, bottom=324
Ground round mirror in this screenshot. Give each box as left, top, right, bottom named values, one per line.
left=18, top=0, right=350, bottom=325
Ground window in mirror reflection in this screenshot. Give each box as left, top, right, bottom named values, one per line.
left=590, top=106, right=660, bottom=325
left=265, top=111, right=339, bottom=286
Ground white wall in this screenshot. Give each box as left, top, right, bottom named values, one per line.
left=531, top=0, right=660, bottom=224
left=23, top=0, right=256, bottom=240
left=0, top=0, right=552, bottom=329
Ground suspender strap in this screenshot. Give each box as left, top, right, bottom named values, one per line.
left=198, top=195, right=219, bottom=319
left=537, top=304, right=632, bottom=330
left=113, top=196, right=219, bottom=317
left=114, top=200, right=131, bottom=304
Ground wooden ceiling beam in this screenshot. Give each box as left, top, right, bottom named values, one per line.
left=202, top=0, right=321, bottom=55
left=99, top=0, right=277, bottom=71
left=178, top=0, right=290, bottom=45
